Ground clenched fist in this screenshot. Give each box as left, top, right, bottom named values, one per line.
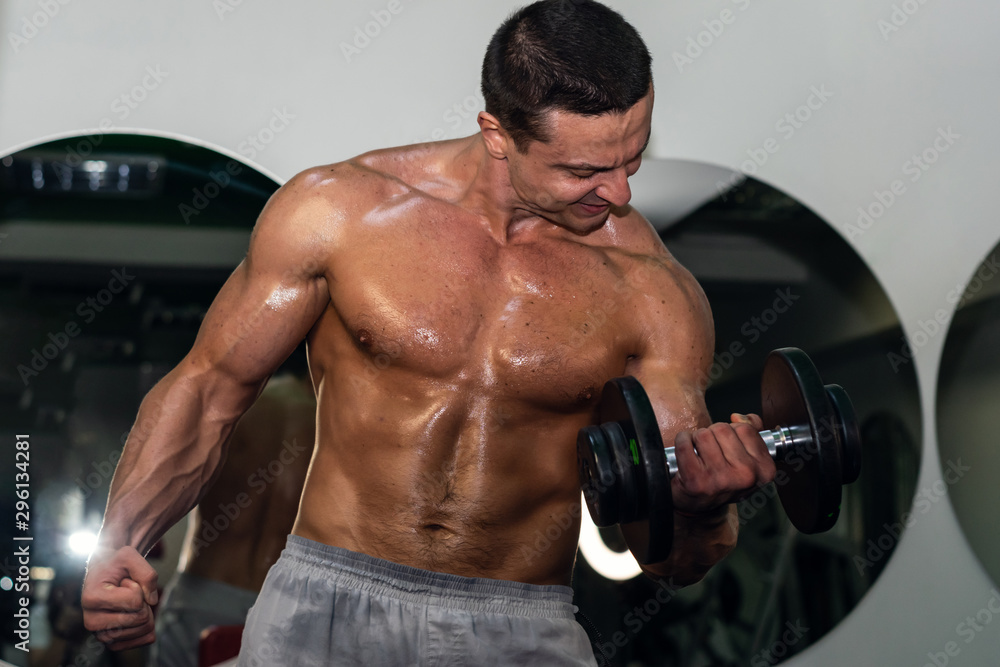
left=82, top=545, right=159, bottom=650
left=670, top=413, right=776, bottom=514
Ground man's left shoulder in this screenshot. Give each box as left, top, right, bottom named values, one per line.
left=605, top=208, right=679, bottom=276
left=606, top=206, right=670, bottom=258
left=606, top=208, right=711, bottom=321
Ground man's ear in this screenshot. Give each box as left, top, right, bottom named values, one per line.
left=478, top=111, right=510, bottom=159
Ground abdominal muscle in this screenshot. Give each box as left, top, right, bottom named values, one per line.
left=291, top=376, right=591, bottom=587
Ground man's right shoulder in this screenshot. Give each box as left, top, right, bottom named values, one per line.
left=278, top=158, right=404, bottom=217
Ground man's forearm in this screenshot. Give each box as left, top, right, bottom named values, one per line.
left=640, top=505, right=738, bottom=586
left=97, top=360, right=261, bottom=555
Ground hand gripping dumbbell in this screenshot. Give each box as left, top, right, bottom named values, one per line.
left=576, top=347, right=862, bottom=564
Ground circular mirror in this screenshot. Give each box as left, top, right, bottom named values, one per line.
left=0, top=133, right=279, bottom=662
left=937, top=243, right=1000, bottom=588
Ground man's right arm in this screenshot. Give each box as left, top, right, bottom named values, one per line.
left=82, top=168, right=339, bottom=649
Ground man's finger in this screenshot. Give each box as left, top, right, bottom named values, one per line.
left=672, top=429, right=704, bottom=478
left=108, top=630, right=157, bottom=652
left=95, top=615, right=154, bottom=645
left=110, top=547, right=160, bottom=606
left=708, top=422, right=757, bottom=469
left=731, top=412, right=764, bottom=431
left=85, top=607, right=153, bottom=634
left=82, top=581, right=145, bottom=614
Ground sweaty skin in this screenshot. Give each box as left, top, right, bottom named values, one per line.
left=176, top=373, right=315, bottom=591
left=82, top=91, right=775, bottom=650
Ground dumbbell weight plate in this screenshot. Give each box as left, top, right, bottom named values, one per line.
left=827, top=384, right=862, bottom=485
left=598, top=376, right=674, bottom=565
left=577, top=424, right=623, bottom=527
left=762, top=348, right=843, bottom=534
left=579, top=414, right=647, bottom=526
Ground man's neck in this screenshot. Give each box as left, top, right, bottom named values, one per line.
left=447, top=135, right=550, bottom=243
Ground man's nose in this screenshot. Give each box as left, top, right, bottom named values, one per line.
left=596, top=168, right=632, bottom=208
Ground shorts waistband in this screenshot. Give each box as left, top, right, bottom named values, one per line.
left=281, top=535, right=578, bottom=619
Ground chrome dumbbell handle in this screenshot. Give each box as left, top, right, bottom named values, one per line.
left=663, top=424, right=812, bottom=477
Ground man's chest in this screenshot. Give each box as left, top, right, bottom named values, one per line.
left=328, top=227, right=640, bottom=410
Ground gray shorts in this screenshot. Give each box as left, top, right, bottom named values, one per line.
left=237, top=535, right=598, bottom=666
left=152, top=571, right=259, bottom=667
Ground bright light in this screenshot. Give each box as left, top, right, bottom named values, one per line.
left=0, top=577, right=12, bottom=591
left=68, top=530, right=99, bottom=557
left=30, top=567, right=55, bottom=581
left=577, top=493, right=643, bottom=581
left=82, top=160, right=108, bottom=173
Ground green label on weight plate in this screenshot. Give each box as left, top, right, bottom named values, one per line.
left=629, top=438, right=639, bottom=465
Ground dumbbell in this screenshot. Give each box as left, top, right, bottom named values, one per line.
left=576, top=347, right=862, bottom=564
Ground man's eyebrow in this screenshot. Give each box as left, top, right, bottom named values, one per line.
left=556, top=132, right=652, bottom=172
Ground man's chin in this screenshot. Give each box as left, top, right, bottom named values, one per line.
left=560, top=209, right=611, bottom=235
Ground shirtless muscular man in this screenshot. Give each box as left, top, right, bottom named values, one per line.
left=82, top=2, right=775, bottom=664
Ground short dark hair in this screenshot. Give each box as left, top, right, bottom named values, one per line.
left=481, top=0, right=653, bottom=151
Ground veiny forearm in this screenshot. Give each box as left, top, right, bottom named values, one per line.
left=97, top=359, right=263, bottom=556
left=640, top=505, right=738, bottom=586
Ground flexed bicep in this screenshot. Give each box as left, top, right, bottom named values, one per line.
left=187, top=169, right=337, bottom=387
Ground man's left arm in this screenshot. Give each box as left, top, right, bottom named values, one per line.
left=622, top=252, right=775, bottom=586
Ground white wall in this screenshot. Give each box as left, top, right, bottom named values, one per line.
left=3, top=0, right=998, bottom=663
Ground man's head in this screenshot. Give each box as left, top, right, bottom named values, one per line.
left=479, top=0, right=654, bottom=231
left=481, top=0, right=652, bottom=151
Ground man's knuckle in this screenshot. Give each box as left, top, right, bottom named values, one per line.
left=709, top=423, right=729, bottom=437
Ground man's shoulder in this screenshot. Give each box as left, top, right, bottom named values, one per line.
left=282, top=144, right=444, bottom=218
left=283, top=157, right=408, bottom=209
left=601, top=207, right=677, bottom=275
left=602, top=207, right=709, bottom=316
left=597, top=209, right=714, bottom=362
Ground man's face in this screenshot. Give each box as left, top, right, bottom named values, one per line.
left=505, top=90, right=653, bottom=233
